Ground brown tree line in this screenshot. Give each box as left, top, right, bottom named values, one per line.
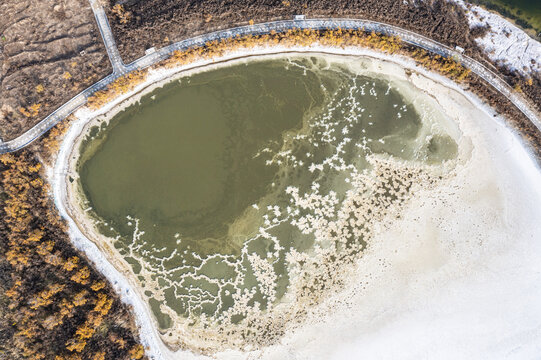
left=0, top=135, right=147, bottom=359
left=88, top=29, right=472, bottom=110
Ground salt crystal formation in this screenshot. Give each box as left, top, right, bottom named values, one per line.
left=78, top=57, right=459, bottom=352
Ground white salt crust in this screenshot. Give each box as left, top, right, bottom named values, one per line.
left=51, top=46, right=541, bottom=359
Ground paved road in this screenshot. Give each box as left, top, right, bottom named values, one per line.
left=89, top=0, right=127, bottom=75
left=1, top=9, right=539, bottom=153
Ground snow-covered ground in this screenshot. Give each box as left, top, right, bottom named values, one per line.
left=454, top=0, right=541, bottom=76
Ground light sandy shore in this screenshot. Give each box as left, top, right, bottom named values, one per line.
left=51, top=45, right=541, bottom=359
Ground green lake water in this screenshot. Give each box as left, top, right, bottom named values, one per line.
left=470, top=0, right=541, bottom=34
left=77, top=55, right=459, bottom=347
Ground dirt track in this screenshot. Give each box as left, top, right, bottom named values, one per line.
left=0, top=0, right=112, bottom=141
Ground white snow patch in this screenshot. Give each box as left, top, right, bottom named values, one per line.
left=454, top=0, right=541, bottom=76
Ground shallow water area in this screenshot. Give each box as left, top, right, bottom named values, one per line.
left=72, top=54, right=462, bottom=351
left=473, top=0, right=541, bottom=33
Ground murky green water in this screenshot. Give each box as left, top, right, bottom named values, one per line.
left=470, top=0, right=541, bottom=34
left=77, top=55, right=459, bottom=348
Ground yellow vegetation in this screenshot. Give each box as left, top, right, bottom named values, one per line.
left=87, top=70, right=147, bottom=110
left=41, top=117, right=73, bottom=163
left=0, top=150, right=145, bottom=359
left=43, top=314, right=64, bottom=330
left=72, top=290, right=89, bottom=307
left=159, top=29, right=403, bottom=77
left=63, top=256, right=79, bottom=272
left=129, top=344, right=145, bottom=359
left=410, top=48, right=471, bottom=81
left=112, top=4, right=132, bottom=24
left=94, top=293, right=113, bottom=316
left=19, top=103, right=42, bottom=118
left=66, top=338, right=87, bottom=353
left=75, top=324, right=95, bottom=339
left=92, top=352, right=106, bottom=360
left=29, top=284, right=65, bottom=310
left=91, top=280, right=106, bottom=292
left=87, top=28, right=471, bottom=112
left=70, top=266, right=90, bottom=285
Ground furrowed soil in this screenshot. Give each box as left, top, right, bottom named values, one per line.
left=0, top=0, right=112, bottom=141
left=107, top=0, right=476, bottom=63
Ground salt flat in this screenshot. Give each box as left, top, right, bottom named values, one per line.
left=52, top=46, right=541, bottom=359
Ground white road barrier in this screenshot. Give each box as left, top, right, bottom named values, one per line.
left=0, top=2, right=538, bottom=154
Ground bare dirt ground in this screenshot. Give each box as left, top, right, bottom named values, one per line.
left=0, top=0, right=112, bottom=141
left=106, top=0, right=476, bottom=63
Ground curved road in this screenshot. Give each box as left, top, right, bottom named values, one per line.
left=1, top=2, right=539, bottom=153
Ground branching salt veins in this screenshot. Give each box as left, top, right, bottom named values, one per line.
left=75, top=55, right=461, bottom=353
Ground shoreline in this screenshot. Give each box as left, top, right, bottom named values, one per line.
left=454, top=0, right=541, bottom=76
left=462, top=0, right=541, bottom=38
left=51, top=45, right=541, bottom=359
left=3, top=16, right=541, bottom=153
